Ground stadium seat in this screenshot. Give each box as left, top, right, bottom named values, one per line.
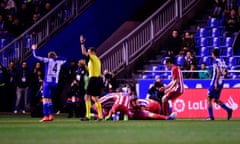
left=142, top=74, right=151, bottom=79
left=176, top=55, right=185, bottom=67
left=199, top=56, right=212, bottom=66
left=228, top=56, right=237, bottom=67
left=206, top=18, right=218, bottom=28
left=212, top=37, right=221, bottom=47
left=196, top=37, right=208, bottom=47
left=195, top=27, right=207, bottom=38
left=151, top=65, right=160, bottom=71
left=200, top=47, right=210, bottom=56
left=226, top=47, right=233, bottom=57
left=223, top=37, right=234, bottom=47
left=199, top=28, right=207, bottom=37
left=211, top=28, right=220, bottom=37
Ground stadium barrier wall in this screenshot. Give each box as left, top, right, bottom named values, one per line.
left=138, top=79, right=240, bottom=99
left=172, top=89, right=240, bottom=118
left=137, top=80, right=240, bottom=118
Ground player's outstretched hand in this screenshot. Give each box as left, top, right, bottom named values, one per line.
left=32, top=44, right=37, bottom=50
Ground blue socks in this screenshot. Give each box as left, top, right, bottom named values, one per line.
left=48, top=102, right=53, bottom=115
left=43, top=103, right=48, bottom=116
left=220, top=103, right=231, bottom=111
left=43, top=102, right=54, bottom=116
left=208, top=107, right=214, bottom=119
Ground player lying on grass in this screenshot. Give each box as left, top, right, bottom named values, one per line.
left=128, top=98, right=176, bottom=120
left=92, top=91, right=132, bottom=120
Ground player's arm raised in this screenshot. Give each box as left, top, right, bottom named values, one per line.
left=80, top=35, right=88, bottom=57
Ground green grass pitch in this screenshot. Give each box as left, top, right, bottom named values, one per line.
left=0, top=114, right=240, bottom=144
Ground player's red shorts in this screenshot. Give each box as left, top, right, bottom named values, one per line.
left=146, top=100, right=161, bottom=114
left=165, top=90, right=182, bottom=101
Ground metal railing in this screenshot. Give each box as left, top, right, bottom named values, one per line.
left=0, top=0, right=94, bottom=66
left=99, top=0, right=201, bottom=76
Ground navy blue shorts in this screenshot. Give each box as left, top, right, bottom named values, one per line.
left=208, top=83, right=223, bottom=99
left=42, top=82, right=57, bottom=98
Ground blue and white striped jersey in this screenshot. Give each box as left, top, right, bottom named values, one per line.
left=33, top=50, right=67, bottom=84
left=210, top=58, right=227, bottom=87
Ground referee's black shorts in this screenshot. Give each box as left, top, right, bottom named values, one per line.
left=86, top=77, right=103, bottom=96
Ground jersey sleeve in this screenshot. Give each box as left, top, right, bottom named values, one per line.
left=33, top=49, right=49, bottom=63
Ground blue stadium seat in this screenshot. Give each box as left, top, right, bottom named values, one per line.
left=212, top=37, right=221, bottom=47
left=223, top=37, right=234, bottom=47
left=176, top=55, right=185, bottom=67
left=199, top=56, right=212, bottom=66
left=211, top=28, right=220, bottom=37
left=228, top=56, right=237, bottom=67
left=200, top=47, right=210, bottom=56
left=206, top=18, right=218, bottom=28
left=142, top=73, right=152, bottom=79
left=226, top=47, right=233, bottom=57
left=196, top=37, right=208, bottom=47
left=195, top=28, right=207, bottom=38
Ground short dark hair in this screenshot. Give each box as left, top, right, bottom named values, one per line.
left=88, top=47, right=96, bottom=53
left=165, top=57, right=174, bottom=64
left=212, top=48, right=220, bottom=57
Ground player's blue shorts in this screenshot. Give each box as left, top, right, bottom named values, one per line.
left=208, top=83, right=223, bottom=99
left=42, top=82, right=58, bottom=98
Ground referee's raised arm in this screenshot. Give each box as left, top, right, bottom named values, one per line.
left=80, top=35, right=88, bottom=56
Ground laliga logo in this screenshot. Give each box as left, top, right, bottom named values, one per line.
left=173, top=99, right=185, bottom=112
left=226, top=96, right=238, bottom=110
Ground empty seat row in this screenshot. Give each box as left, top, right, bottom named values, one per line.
left=195, top=37, right=233, bottom=47
left=195, top=27, right=225, bottom=38
left=199, top=46, right=233, bottom=57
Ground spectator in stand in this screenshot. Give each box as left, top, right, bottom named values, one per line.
left=41, top=1, right=51, bottom=16
left=199, top=62, right=212, bottom=79
left=182, top=51, right=198, bottom=78
left=14, top=61, right=32, bottom=114
left=167, top=29, right=183, bottom=56
left=182, top=32, right=196, bottom=55
left=223, top=0, right=237, bottom=20
left=28, top=13, right=39, bottom=27
left=212, top=0, right=225, bottom=18
left=163, top=50, right=176, bottom=64
left=4, top=14, right=19, bottom=38
left=223, top=9, right=239, bottom=37
left=0, top=1, right=7, bottom=18
left=17, top=2, right=31, bottom=33
left=5, top=0, right=17, bottom=15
